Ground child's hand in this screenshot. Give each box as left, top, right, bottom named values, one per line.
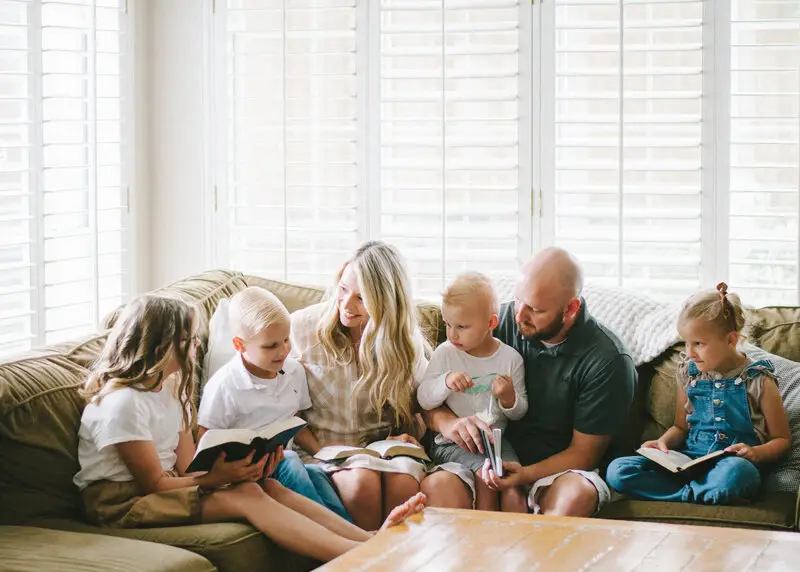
left=445, top=371, right=473, bottom=392
left=725, top=443, right=760, bottom=463
left=261, top=447, right=284, bottom=479
left=640, top=439, right=669, bottom=452
left=207, top=450, right=266, bottom=487
left=492, top=375, right=516, bottom=408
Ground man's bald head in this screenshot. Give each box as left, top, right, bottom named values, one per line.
left=519, top=247, right=583, bottom=305
left=514, top=247, right=584, bottom=342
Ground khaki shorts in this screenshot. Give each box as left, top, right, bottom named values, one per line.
left=528, top=469, right=611, bottom=515
left=81, top=471, right=202, bottom=528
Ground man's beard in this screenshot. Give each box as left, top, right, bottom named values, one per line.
left=518, top=312, right=564, bottom=342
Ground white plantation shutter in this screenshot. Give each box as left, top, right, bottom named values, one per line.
left=546, top=0, right=704, bottom=298
left=728, top=0, right=800, bottom=306
left=215, top=0, right=360, bottom=285
left=0, top=0, right=131, bottom=357
left=378, top=0, right=528, bottom=297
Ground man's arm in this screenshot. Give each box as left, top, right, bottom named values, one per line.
left=423, top=407, right=493, bottom=454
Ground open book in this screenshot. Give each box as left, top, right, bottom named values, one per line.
left=637, top=447, right=731, bottom=473
left=314, top=440, right=431, bottom=463
left=480, top=427, right=504, bottom=477
left=188, top=416, right=307, bottom=473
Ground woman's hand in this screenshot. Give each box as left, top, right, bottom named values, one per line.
left=204, top=450, right=266, bottom=488
left=387, top=433, right=420, bottom=446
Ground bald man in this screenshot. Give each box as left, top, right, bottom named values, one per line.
left=425, top=247, right=636, bottom=516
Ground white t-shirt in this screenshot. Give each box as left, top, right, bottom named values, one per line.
left=417, top=339, right=527, bottom=429
left=73, top=384, right=183, bottom=490
left=197, top=355, right=312, bottom=432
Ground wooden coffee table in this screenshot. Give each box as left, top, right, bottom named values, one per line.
left=317, top=508, right=799, bottom=571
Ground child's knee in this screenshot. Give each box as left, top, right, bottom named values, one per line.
left=605, top=456, right=643, bottom=490
left=720, top=457, right=761, bottom=490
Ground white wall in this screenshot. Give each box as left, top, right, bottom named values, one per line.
left=140, top=0, right=210, bottom=290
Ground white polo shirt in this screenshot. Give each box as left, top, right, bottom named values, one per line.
left=198, top=355, right=312, bottom=432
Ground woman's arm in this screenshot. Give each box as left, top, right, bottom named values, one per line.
left=726, top=377, right=790, bottom=464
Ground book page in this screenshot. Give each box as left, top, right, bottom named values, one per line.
left=637, top=448, right=693, bottom=471
left=196, top=428, right=257, bottom=453
left=367, top=440, right=427, bottom=459
left=314, top=445, right=374, bottom=461
left=257, top=416, right=306, bottom=440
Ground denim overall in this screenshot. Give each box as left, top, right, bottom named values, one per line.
left=606, top=360, right=773, bottom=504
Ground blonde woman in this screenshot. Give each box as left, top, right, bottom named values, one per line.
left=292, top=241, right=474, bottom=530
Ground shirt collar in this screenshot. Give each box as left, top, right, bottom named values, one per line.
left=230, top=355, right=282, bottom=391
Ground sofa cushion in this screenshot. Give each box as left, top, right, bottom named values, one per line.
left=641, top=346, right=683, bottom=442
left=0, top=525, right=214, bottom=572
left=740, top=344, right=800, bottom=494
left=598, top=492, right=798, bottom=531
left=746, top=307, right=800, bottom=362
left=38, top=519, right=317, bottom=572
left=244, top=276, right=325, bottom=313
left=0, top=354, right=89, bottom=524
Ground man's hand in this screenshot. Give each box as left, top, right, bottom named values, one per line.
left=480, top=459, right=529, bottom=490
left=492, top=375, right=516, bottom=409
left=440, top=415, right=493, bottom=454
left=445, top=371, right=473, bottom=392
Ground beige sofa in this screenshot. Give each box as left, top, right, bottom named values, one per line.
left=1, top=270, right=797, bottom=572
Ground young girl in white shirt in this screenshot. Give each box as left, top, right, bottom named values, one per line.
left=73, top=294, right=424, bottom=562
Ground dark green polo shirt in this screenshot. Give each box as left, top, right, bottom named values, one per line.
left=496, top=299, right=636, bottom=466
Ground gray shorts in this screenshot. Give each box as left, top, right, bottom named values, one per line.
left=429, top=436, right=520, bottom=473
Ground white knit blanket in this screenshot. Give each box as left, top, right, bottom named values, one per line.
left=495, top=277, right=680, bottom=366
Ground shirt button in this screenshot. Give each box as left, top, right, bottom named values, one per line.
left=713, top=399, right=721, bottom=405
left=714, top=383, right=722, bottom=389
left=715, top=417, right=722, bottom=422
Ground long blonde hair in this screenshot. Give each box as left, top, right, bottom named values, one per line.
left=317, top=241, right=419, bottom=428
left=81, top=295, right=197, bottom=430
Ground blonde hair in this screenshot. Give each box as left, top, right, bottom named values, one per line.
left=442, top=271, right=499, bottom=315
left=229, top=287, right=290, bottom=341
left=81, top=295, right=197, bottom=430
left=317, top=241, right=419, bottom=428
left=678, top=282, right=745, bottom=336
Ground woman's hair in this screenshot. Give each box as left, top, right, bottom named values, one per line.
left=442, top=271, right=499, bottom=315
left=678, top=282, right=745, bottom=335
left=317, top=240, right=419, bottom=428
left=229, top=286, right=290, bottom=341
left=81, top=295, right=197, bottom=429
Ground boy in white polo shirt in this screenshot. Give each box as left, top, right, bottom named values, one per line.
left=198, top=287, right=351, bottom=521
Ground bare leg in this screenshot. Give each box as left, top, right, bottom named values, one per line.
left=420, top=470, right=472, bottom=509
left=537, top=473, right=598, bottom=517
left=500, top=486, right=528, bottom=513
left=381, top=473, right=420, bottom=520
left=261, top=478, right=371, bottom=541
left=201, top=482, right=358, bottom=562
left=474, top=473, right=499, bottom=512
left=331, top=469, right=383, bottom=531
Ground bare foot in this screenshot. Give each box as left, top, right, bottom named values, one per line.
left=379, top=492, right=426, bottom=531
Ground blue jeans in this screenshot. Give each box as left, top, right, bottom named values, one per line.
left=606, top=454, right=761, bottom=505
left=272, top=451, right=352, bottom=522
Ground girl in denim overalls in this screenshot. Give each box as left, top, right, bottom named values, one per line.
left=606, top=283, right=791, bottom=504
